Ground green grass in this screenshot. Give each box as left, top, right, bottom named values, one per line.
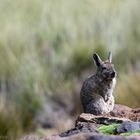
left=0, top=100, right=22, bottom=140
left=115, top=72, right=140, bottom=108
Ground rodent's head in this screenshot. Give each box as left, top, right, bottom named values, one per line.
left=92, top=52, right=116, bottom=81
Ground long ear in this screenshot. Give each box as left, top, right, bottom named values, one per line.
left=108, top=52, right=112, bottom=63
left=92, top=53, right=102, bottom=67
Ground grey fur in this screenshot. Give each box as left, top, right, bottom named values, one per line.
left=80, top=52, right=116, bottom=115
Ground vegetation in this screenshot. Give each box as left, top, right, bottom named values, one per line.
left=97, top=124, right=120, bottom=135
left=0, top=0, right=140, bottom=139
left=120, top=129, right=140, bottom=136
left=97, top=124, right=140, bottom=136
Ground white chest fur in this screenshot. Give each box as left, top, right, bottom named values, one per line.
left=104, top=78, right=116, bottom=102
left=108, top=78, right=116, bottom=93
left=112, top=78, right=116, bottom=89
left=104, top=78, right=116, bottom=112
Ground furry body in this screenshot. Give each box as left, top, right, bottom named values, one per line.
left=80, top=52, right=116, bottom=115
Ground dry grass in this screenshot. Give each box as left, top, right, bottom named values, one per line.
left=115, top=71, right=140, bottom=108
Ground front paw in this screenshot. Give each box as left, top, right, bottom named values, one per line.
left=104, top=95, right=110, bottom=102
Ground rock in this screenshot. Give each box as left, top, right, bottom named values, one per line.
left=76, top=113, right=131, bottom=125
left=110, top=104, right=140, bottom=121
left=117, top=121, right=140, bottom=133
left=20, top=104, right=140, bottom=140
left=21, top=133, right=140, bottom=140
left=60, top=121, right=99, bottom=137
left=20, top=135, right=62, bottom=140
left=62, top=133, right=140, bottom=140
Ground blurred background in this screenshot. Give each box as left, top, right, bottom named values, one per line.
left=0, top=0, right=140, bottom=139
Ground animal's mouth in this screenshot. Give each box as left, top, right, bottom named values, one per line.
left=107, top=75, right=116, bottom=81
left=107, top=77, right=113, bottom=81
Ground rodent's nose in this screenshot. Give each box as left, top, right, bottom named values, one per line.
left=111, top=72, right=115, bottom=78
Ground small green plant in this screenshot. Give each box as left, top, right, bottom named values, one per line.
left=97, top=124, right=120, bottom=134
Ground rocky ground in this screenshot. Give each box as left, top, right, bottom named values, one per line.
left=20, top=104, right=140, bottom=140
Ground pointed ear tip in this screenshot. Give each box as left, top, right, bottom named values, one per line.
left=92, top=53, right=99, bottom=59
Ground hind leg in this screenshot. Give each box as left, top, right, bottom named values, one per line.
left=85, top=99, right=107, bottom=115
